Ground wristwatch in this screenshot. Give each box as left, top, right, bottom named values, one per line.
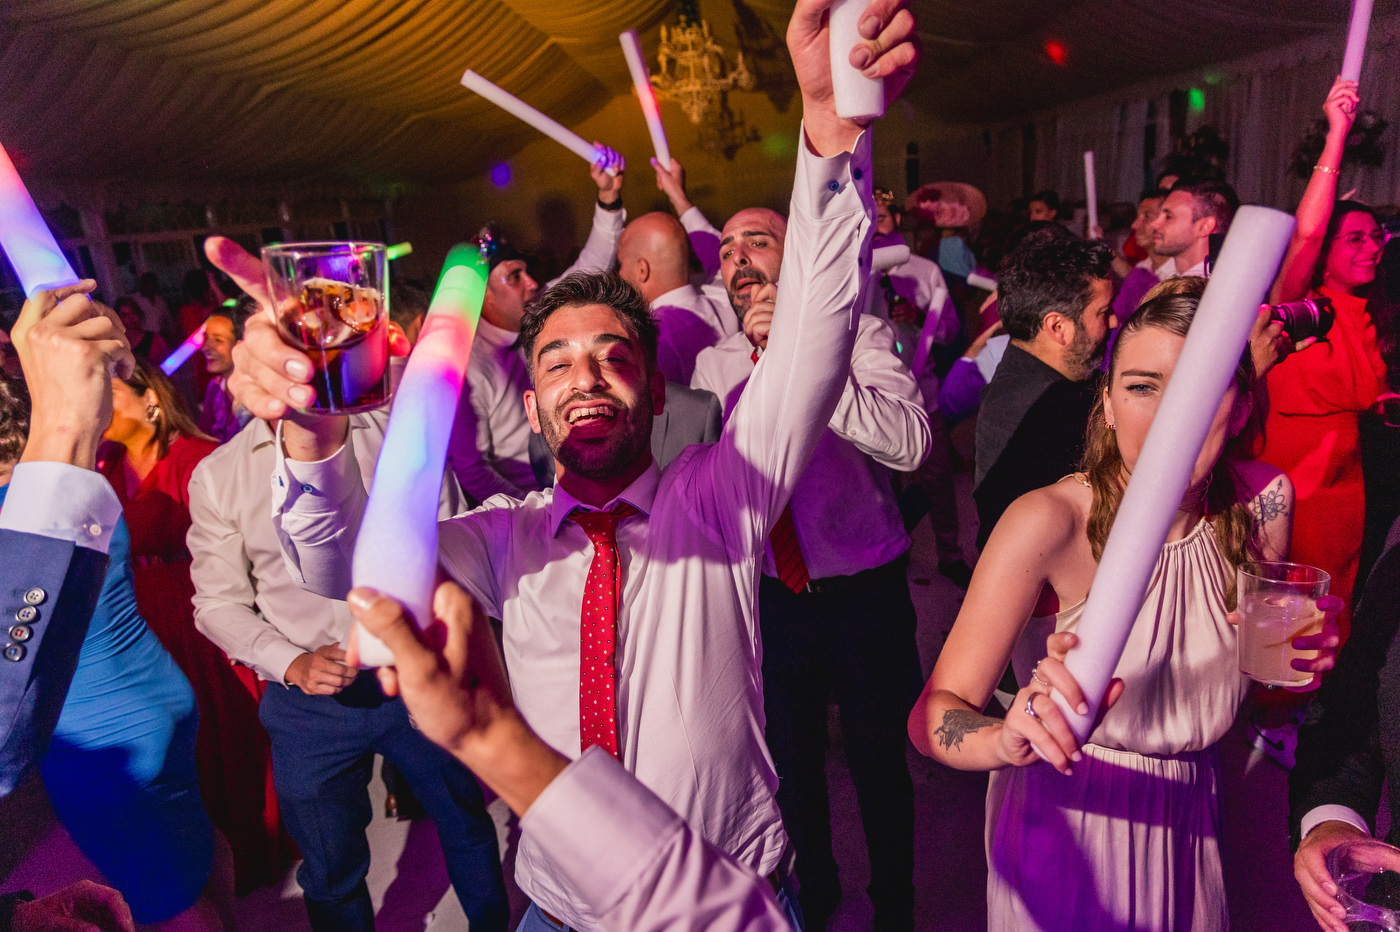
left=597, top=195, right=624, bottom=212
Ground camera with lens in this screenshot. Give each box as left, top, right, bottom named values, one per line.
left=1268, top=296, right=1334, bottom=344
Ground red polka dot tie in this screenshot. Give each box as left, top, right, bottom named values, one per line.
left=568, top=502, right=639, bottom=758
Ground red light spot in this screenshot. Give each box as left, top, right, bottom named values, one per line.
left=1045, top=40, right=1068, bottom=67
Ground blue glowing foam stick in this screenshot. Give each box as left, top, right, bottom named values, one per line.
left=0, top=141, right=80, bottom=297
left=351, top=243, right=488, bottom=666
left=159, top=323, right=207, bottom=376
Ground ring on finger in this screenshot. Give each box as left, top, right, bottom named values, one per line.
left=1024, top=694, right=1040, bottom=721
left=1030, top=661, right=1049, bottom=687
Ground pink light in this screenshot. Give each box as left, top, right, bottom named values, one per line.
left=0, top=140, right=80, bottom=297
left=160, top=322, right=206, bottom=375
left=1045, top=40, right=1068, bottom=67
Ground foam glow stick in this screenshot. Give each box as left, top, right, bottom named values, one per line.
left=1083, top=151, right=1100, bottom=237
left=387, top=242, right=413, bottom=261
left=350, top=243, right=488, bottom=667
left=0, top=141, right=80, bottom=297
left=159, top=323, right=207, bottom=375
left=619, top=31, right=672, bottom=168
left=967, top=272, right=998, bottom=292
left=461, top=70, right=611, bottom=172
left=828, top=0, right=884, bottom=120
left=1341, top=0, right=1374, bottom=82
left=1043, top=206, right=1294, bottom=747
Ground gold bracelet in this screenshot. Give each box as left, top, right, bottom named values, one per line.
left=1314, top=165, right=1340, bottom=174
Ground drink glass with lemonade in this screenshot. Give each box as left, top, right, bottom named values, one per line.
left=1237, top=562, right=1329, bottom=687
left=262, top=242, right=390, bottom=414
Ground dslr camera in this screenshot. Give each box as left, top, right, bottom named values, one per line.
left=1268, top=296, right=1334, bottom=344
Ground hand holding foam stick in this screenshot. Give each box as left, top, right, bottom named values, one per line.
left=0, top=141, right=80, bottom=297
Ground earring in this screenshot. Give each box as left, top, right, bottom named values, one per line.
left=146, top=404, right=160, bottom=422
left=1105, top=418, right=1116, bottom=430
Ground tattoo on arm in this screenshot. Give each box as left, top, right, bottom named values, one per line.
left=1250, top=478, right=1289, bottom=526
left=934, top=709, right=994, bottom=751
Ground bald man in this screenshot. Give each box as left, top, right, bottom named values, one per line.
left=618, top=212, right=737, bottom=384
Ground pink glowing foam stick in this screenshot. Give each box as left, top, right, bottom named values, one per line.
left=350, top=243, right=488, bottom=667
left=160, top=322, right=207, bottom=375
left=1041, top=206, right=1295, bottom=748
left=0, top=141, right=80, bottom=298
left=620, top=30, right=671, bottom=168
left=1341, top=0, right=1374, bottom=82
left=828, top=0, right=884, bottom=120
left=1084, top=151, right=1100, bottom=237
left=461, top=70, right=615, bottom=174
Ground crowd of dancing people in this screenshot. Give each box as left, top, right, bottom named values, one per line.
left=1, top=2, right=1398, bottom=930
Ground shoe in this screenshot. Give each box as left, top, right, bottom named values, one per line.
left=938, top=559, right=974, bottom=590
left=1248, top=711, right=1299, bottom=770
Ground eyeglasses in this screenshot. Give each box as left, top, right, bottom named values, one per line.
left=1338, top=229, right=1392, bottom=250
left=1376, top=392, right=1400, bottom=428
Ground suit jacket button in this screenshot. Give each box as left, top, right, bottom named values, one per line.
left=9, top=625, right=31, bottom=642
left=15, top=606, right=38, bottom=624
left=23, top=588, right=45, bottom=605
left=3, top=644, right=24, bottom=662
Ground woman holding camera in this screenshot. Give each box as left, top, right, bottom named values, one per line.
left=1264, top=76, right=1388, bottom=643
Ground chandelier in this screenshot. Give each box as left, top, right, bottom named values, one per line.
left=652, top=15, right=755, bottom=125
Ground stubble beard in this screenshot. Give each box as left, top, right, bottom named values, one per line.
left=540, top=391, right=654, bottom=481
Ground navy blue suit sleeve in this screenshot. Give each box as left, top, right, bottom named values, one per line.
left=0, top=530, right=108, bottom=797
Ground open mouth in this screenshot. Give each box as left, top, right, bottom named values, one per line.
left=566, top=403, right=618, bottom=426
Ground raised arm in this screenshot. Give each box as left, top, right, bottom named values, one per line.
left=830, top=316, right=931, bottom=470
left=1271, top=78, right=1360, bottom=304
left=550, top=146, right=628, bottom=286
left=653, top=156, right=723, bottom=283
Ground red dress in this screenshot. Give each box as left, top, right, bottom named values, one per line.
left=99, top=436, right=293, bottom=892
left=1261, top=286, right=1387, bottom=639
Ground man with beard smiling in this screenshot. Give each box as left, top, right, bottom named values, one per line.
left=204, top=0, right=919, bottom=925
left=972, top=236, right=1116, bottom=550
left=690, top=187, right=930, bottom=930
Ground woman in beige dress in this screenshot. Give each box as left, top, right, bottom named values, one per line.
left=909, top=277, right=1341, bottom=931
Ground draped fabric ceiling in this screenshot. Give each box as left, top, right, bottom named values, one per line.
left=0, top=0, right=1391, bottom=192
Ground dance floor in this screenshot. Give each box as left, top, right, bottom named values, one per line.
left=0, top=470, right=1342, bottom=930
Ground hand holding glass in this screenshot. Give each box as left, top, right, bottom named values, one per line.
left=1237, top=561, right=1329, bottom=687
left=262, top=242, right=390, bottom=414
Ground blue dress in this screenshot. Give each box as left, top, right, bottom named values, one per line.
left=0, top=482, right=215, bottom=923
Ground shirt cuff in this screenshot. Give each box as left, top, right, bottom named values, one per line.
left=679, top=206, right=714, bottom=235
left=791, top=122, right=873, bottom=223
left=272, top=420, right=361, bottom=517
left=521, top=746, right=683, bottom=911
left=1301, top=805, right=1371, bottom=840
left=0, top=462, right=121, bottom=554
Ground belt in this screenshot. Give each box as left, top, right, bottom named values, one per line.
left=540, top=871, right=781, bottom=927
left=796, top=554, right=909, bottom=595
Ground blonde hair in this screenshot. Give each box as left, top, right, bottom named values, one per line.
left=1081, top=277, right=1263, bottom=606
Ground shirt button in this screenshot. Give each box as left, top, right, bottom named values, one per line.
left=3, top=644, right=24, bottom=662
left=87, top=523, right=103, bottom=537
left=15, top=606, right=38, bottom=624
left=9, top=625, right=31, bottom=643
left=853, top=168, right=863, bottom=180
left=828, top=181, right=840, bottom=192
left=23, top=588, right=45, bottom=605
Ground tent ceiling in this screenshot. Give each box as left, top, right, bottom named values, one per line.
left=0, top=0, right=1389, bottom=189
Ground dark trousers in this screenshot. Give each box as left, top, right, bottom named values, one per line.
left=260, top=673, right=507, bottom=932
left=759, top=557, right=920, bottom=931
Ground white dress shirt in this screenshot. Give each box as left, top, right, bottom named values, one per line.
left=524, top=747, right=790, bottom=932
left=266, top=127, right=874, bottom=930
left=0, top=462, right=121, bottom=553
left=869, top=240, right=958, bottom=379
left=691, top=315, right=929, bottom=580
left=447, top=205, right=626, bottom=503
left=188, top=416, right=463, bottom=684
left=652, top=283, right=739, bottom=384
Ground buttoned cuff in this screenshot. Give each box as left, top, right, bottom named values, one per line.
left=521, top=746, right=683, bottom=911
left=0, top=462, right=121, bottom=554
left=271, top=420, right=360, bottom=517
left=264, top=639, right=312, bottom=687
left=791, top=123, right=873, bottom=223
left=592, top=202, right=626, bottom=234
left=1301, top=805, right=1371, bottom=840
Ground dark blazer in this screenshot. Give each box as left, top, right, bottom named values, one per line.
left=0, top=529, right=108, bottom=796
left=1289, top=514, right=1400, bottom=849
left=651, top=382, right=723, bottom=470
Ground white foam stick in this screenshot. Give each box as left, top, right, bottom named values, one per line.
left=1341, top=0, right=1374, bottom=82
left=620, top=30, right=671, bottom=168
left=1084, top=151, right=1099, bottom=238
left=828, top=0, right=884, bottom=120
left=1043, top=206, right=1295, bottom=746
left=461, top=70, right=610, bottom=171
left=967, top=272, right=998, bottom=292
left=0, top=140, right=80, bottom=297
left=350, top=244, right=488, bottom=667
left=872, top=243, right=910, bottom=271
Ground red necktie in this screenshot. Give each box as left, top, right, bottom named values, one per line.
left=752, top=349, right=811, bottom=594
left=569, top=502, right=639, bottom=758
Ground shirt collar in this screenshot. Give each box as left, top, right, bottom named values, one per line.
left=476, top=318, right=519, bottom=347
left=548, top=460, right=660, bottom=537
left=653, top=283, right=698, bottom=308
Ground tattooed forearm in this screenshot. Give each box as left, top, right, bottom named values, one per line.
left=934, top=709, right=995, bottom=751
left=1251, top=478, right=1289, bottom=526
